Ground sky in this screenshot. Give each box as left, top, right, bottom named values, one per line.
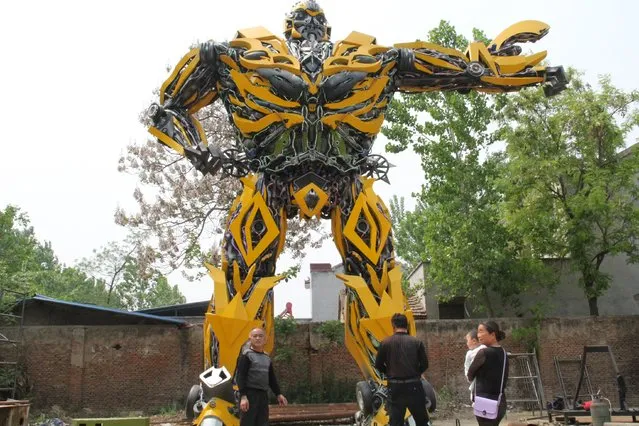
left=1, top=0, right=637, bottom=319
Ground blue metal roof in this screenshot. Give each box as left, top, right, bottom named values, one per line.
left=136, top=300, right=209, bottom=315
left=29, top=294, right=190, bottom=327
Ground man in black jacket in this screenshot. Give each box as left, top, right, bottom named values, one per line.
left=236, top=327, right=288, bottom=426
left=375, top=313, right=429, bottom=426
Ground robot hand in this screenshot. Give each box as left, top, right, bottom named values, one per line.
left=148, top=103, right=224, bottom=176
left=543, top=66, right=568, bottom=97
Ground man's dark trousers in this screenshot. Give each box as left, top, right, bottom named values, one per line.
left=388, top=381, right=429, bottom=426
left=240, top=388, right=269, bottom=426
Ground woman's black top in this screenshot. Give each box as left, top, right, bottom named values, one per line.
left=467, top=346, right=509, bottom=399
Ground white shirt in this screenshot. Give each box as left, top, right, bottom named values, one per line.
left=464, top=344, right=486, bottom=398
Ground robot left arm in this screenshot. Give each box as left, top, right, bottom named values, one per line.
left=392, top=20, right=567, bottom=97
left=148, top=41, right=225, bottom=175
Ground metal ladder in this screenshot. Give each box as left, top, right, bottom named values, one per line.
left=507, top=349, right=546, bottom=415
left=0, top=288, right=27, bottom=399
left=553, top=356, right=594, bottom=408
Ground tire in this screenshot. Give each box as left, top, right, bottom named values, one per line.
left=356, top=381, right=374, bottom=415
left=421, top=379, right=437, bottom=413
left=185, top=384, right=201, bottom=420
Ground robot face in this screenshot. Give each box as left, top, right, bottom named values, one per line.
left=284, top=0, right=331, bottom=41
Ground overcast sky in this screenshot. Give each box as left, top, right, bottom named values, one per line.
left=1, top=0, right=637, bottom=318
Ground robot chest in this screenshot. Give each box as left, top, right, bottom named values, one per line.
left=226, top=68, right=390, bottom=135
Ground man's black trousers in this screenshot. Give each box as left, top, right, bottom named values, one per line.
left=240, top=388, right=269, bottom=426
left=388, top=381, right=429, bottom=426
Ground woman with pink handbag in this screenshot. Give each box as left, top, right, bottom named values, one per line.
left=467, top=321, right=509, bottom=426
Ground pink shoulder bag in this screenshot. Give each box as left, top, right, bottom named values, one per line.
left=473, top=348, right=507, bottom=420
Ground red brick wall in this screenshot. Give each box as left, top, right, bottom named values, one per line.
left=13, top=324, right=203, bottom=412
left=3, top=316, right=638, bottom=412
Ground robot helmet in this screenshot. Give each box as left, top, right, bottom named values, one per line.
left=284, top=1, right=331, bottom=41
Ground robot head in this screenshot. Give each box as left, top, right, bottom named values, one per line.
left=284, top=1, right=331, bottom=41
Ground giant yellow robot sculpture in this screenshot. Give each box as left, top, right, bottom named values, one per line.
left=148, top=2, right=566, bottom=425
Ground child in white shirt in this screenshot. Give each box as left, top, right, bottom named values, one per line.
left=464, top=329, right=485, bottom=402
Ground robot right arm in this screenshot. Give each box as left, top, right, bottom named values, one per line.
left=147, top=42, right=225, bottom=175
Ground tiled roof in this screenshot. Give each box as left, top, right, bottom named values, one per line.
left=408, top=294, right=427, bottom=319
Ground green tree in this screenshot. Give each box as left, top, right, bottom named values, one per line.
left=383, top=21, right=553, bottom=316
left=0, top=205, right=111, bottom=305
left=499, top=72, right=639, bottom=316
left=0, top=206, right=42, bottom=293
left=388, top=196, right=426, bottom=270
left=79, top=240, right=185, bottom=310
left=114, top=259, right=185, bottom=310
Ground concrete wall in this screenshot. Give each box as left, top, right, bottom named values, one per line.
left=310, top=264, right=344, bottom=322
left=408, top=256, right=639, bottom=318
left=3, top=316, right=639, bottom=413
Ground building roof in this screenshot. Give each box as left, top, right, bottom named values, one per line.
left=24, top=295, right=190, bottom=327
left=137, top=300, right=210, bottom=317
left=310, top=263, right=334, bottom=272
left=408, top=294, right=428, bottom=319
left=618, top=141, right=638, bottom=159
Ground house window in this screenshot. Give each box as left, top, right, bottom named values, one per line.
left=438, top=297, right=466, bottom=319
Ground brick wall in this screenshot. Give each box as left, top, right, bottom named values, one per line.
left=8, top=324, right=203, bottom=412
left=2, top=316, right=638, bottom=412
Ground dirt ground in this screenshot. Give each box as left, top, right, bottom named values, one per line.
left=52, top=408, right=546, bottom=426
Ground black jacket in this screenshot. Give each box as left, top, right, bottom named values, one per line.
left=374, top=332, right=428, bottom=380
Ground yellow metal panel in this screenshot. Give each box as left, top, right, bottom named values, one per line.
left=494, top=51, right=548, bottom=73
left=196, top=398, right=238, bottom=426
left=228, top=179, right=257, bottom=263
left=232, top=261, right=256, bottom=296
left=233, top=112, right=304, bottom=135
left=276, top=207, right=288, bottom=258
left=324, top=77, right=388, bottom=110
left=230, top=70, right=300, bottom=108
left=338, top=274, right=380, bottom=316
left=415, top=52, right=463, bottom=71
left=263, top=300, right=275, bottom=354
left=342, top=193, right=381, bottom=264
left=187, top=91, right=218, bottom=114
left=394, top=41, right=467, bottom=60
left=171, top=53, right=201, bottom=99
left=323, top=58, right=381, bottom=76
left=159, top=47, right=198, bottom=104
left=292, top=182, right=329, bottom=218
left=148, top=127, right=185, bottom=156
left=203, top=318, right=214, bottom=368
left=191, top=115, right=209, bottom=144
left=206, top=262, right=228, bottom=310
left=244, top=275, right=282, bottom=319
left=239, top=55, right=302, bottom=75
left=245, top=97, right=274, bottom=115
left=371, top=408, right=389, bottom=426
left=331, top=209, right=346, bottom=259
left=233, top=192, right=280, bottom=267
left=480, top=76, right=544, bottom=86
left=322, top=113, right=385, bottom=134
left=413, top=63, right=434, bottom=75
left=342, top=31, right=377, bottom=46
left=211, top=294, right=262, bottom=374
left=524, top=51, right=547, bottom=68
left=344, top=298, right=378, bottom=380
left=490, top=20, right=549, bottom=50
left=235, top=26, right=277, bottom=40
left=466, top=42, right=498, bottom=76
left=219, top=54, right=240, bottom=71
left=366, top=263, right=385, bottom=297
